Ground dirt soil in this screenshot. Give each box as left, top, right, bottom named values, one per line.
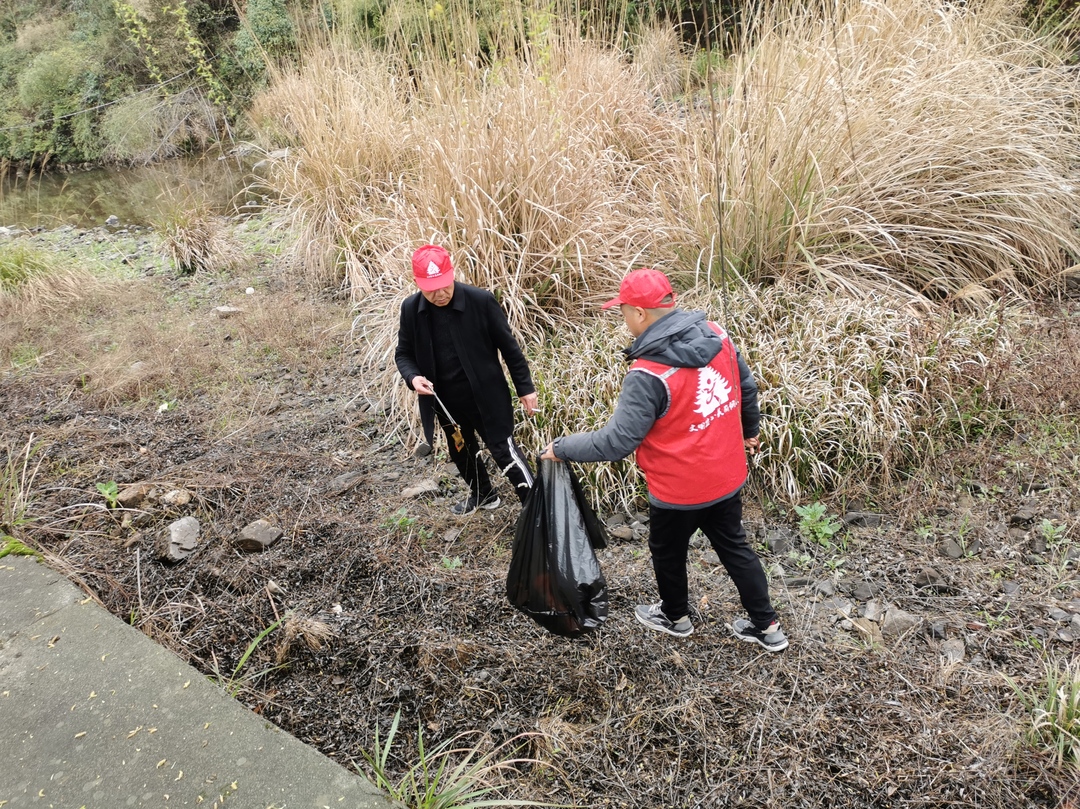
left=2, top=223, right=1079, bottom=808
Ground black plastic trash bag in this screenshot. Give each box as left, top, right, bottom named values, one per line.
left=506, top=458, right=608, bottom=638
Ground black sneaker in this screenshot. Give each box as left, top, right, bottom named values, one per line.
left=729, top=618, right=789, bottom=652
left=634, top=603, right=693, bottom=637
left=451, top=492, right=501, bottom=517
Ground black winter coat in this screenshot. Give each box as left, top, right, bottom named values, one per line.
left=395, top=283, right=535, bottom=447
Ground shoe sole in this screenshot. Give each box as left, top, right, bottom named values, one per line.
left=634, top=610, right=693, bottom=638
left=728, top=624, right=788, bottom=652
left=452, top=497, right=501, bottom=517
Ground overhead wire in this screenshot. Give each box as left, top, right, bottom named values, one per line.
left=0, top=69, right=196, bottom=134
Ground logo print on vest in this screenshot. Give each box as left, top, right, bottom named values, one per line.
left=694, top=365, right=731, bottom=418
left=426, top=261, right=442, bottom=277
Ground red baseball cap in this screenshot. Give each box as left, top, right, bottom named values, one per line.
left=601, top=268, right=676, bottom=310
left=411, top=245, right=455, bottom=291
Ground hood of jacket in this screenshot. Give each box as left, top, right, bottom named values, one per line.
left=624, top=309, right=722, bottom=368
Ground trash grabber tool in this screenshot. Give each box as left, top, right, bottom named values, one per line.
left=431, top=389, right=466, bottom=452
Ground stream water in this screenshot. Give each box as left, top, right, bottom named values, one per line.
left=0, top=156, right=261, bottom=230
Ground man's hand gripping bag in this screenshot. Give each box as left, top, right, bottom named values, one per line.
left=506, top=458, right=608, bottom=637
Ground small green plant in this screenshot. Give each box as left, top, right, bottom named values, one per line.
left=96, top=480, right=120, bottom=509
left=794, top=502, right=842, bottom=549
left=209, top=614, right=286, bottom=697
left=786, top=550, right=813, bottom=569
left=1014, top=635, right=1044, bottom=653
left=979, top=609, right=1011, bottom=630
left=441, top=556, right=463, bottom=570
left=956, top=512, right=975, bottom=547
left=1009, top=660, right=1080, bottom=773
left=382, top=508, right=417, bottom=532
left=1039, top=518, right=1067, bottom=547
left=824, top=556, right=846, bottom=572
left=361, top=710, right=561, bottom=809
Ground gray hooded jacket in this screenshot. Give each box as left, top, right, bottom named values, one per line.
left=552, top=309, right=760, bottom=508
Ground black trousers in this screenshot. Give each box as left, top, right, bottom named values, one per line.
left=649, top=492, right=778, bottom=629
left=435, top=397, right=534, bottom=504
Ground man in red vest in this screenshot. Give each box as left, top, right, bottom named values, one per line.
left=541, top=269, right=787, bottom=651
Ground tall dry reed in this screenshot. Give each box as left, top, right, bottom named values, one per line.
left=248, top=0, right=1077, bottom=502
left=678, top=0, right=1080, bottom=304
left=520, top=285, right=1021, bottom=509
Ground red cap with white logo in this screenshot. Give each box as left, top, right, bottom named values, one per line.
left=601, top=268, right=676, bottom=310
left=411, top=245, right=455, bottom=291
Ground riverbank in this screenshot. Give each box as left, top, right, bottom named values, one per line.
left=2, top=217, right=1079, bottom=807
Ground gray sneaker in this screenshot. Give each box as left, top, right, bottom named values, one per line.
left=634, top=603, right=693, bottom=638
left=451, top=492, right=501, bottom=517
left=729, top=618, right=788, bottom=652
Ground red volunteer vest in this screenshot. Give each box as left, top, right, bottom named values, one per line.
left=631, top=323, right=747, bottom=505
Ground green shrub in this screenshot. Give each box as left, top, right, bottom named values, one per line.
left=232, top=0, right=296, bottom=74
left=16, top=45, right=90, bottom=112
left=322, top=0, right=386, bottom=41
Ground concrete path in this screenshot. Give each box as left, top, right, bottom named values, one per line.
left=0, top=554, right=393, bottom=809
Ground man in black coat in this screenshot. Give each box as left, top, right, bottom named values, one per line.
left=395, top=245, right=539, bottom=516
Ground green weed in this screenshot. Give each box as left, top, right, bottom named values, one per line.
left=794, top=502, right=842, bottom=549
left=979, top=609, right=1011, bottom=630
left=209, top=614, right=286, bottom=697
left=0, top=244, right=56, bottom=292
left=96, top=480, right=120, bottom=508
left=361, top=710, right=561, bottom=809
left=1039, top=518, right=1067, bottom=547
left=383, top=508, right=417, bottom=532
left=786, top=550, right=813, bottom=569
left=1009, top=659, right=1080, bottom=773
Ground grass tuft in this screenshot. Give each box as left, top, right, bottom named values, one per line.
left=157, top=205, right=246, bottom=276
left=1010, top=659, right=1080, bottom=778
left=0, top=436, right=42, bottom=541
left=360, top=710, right=562, bottom=809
